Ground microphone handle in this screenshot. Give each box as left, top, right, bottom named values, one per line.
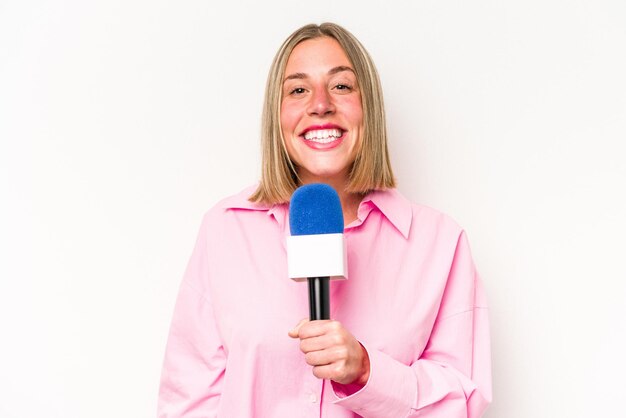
left=308, top=277, right=330, bottom=320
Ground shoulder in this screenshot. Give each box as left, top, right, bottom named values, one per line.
left=367, top=188, right=464, bottom=241
left=212, top=184, right=269, bottom=211
left=202, top=184, right=268, bottom=217
left=198, top=184, right=283, bottom=232
left=394, top=191, right=475, bottom=266
left=411, top=200, right=464, bottom=238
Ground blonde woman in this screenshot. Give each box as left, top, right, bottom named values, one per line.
left=158, top=23, right=492, bottom=418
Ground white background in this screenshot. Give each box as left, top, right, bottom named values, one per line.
left=1, top=1, right=625, bottom=417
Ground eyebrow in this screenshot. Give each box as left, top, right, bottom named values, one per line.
left=283, top=66, right=355, bottom=82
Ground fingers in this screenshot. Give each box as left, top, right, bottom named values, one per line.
left=288, top=319, right=338, bottom=339
left=300, top=334, right=330, bottom=353
left=303, top=345, right=354, bottom=384
left=296, top=319, right=340, bottom=339
left=288, top=318, right=309, bottom=338
left=304, top=345, right=348, bottom=366
left=300, top=332, right=346, bottom=353
left=289, top=319, right=369, bottom=385
left=311, top=363, right=352, bottom=384
left=290, top=320, right=349, bottom=353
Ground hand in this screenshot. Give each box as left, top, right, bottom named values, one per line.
left=288, top=319, right=370, bottom=385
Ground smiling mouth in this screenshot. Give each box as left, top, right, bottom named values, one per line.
left=302, top=128, right=344, bottom=144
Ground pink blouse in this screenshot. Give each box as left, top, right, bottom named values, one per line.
left=158, top=185, right=491, bottom=417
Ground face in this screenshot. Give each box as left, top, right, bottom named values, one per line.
left=280, top=37, right=363, bottom=185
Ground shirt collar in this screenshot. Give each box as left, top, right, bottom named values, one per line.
left=360, top=188, right=413, bottom=239
left=220, top=185, right=412, bottom=239
left=218, top=185, right=288, bottom=230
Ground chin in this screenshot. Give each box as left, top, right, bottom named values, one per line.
left=298, top=166, right=351, bottom=183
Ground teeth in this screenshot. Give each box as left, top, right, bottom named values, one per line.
left=303, top=129, right=343, bottom=143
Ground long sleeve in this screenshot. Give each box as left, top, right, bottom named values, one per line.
left=157, top=187, right=491, bottom=417
left=333, top=231, right=492, bottom=417
left=158, top=216, right=226, bottom=417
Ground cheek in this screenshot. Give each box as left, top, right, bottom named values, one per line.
left=347, top=98, right=364, bottom=124
left=280, top=102, right=300, bottom=135
left=279, top=104, right=298, bottom=160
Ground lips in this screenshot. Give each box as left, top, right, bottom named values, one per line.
left=299, top=124, right=346, bottom=148
left=303, top=128, right=343, bottom=143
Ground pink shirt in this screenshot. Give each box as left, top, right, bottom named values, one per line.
left=158, top=186, right=492, bottom=417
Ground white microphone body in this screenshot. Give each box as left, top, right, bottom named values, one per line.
left=286, top=233, right=348, bottom=282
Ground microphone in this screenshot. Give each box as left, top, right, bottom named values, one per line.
left=288, top=184, right=348, bottom=320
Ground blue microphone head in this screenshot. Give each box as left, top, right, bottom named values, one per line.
left=289, top=184, right=344, bottom=236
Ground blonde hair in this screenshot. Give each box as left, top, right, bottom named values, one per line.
left=249, top=22, right=395, bottom=204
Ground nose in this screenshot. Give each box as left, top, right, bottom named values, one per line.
left=306, top=88, right=335, bottom=116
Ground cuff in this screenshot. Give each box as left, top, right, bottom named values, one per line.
left=331, top=342, right=417, bottom=417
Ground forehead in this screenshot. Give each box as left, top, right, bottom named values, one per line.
left=285, top=37, right=353, bottom=74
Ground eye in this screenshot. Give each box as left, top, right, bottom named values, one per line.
left=333, top=84, right=353, bottom=92
left=289, top=87, right=306, bottom=95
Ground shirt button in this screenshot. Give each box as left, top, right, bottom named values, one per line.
left=309, top=393, right=317, bottom=403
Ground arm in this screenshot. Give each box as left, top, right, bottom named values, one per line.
left=332, top=231, right=492, bottom=417
left=158, top=216, right=226, bottom=417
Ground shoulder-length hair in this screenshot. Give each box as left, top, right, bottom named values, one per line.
left=249, top=22, right=395, bottom=204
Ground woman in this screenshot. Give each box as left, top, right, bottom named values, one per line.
left=158, top=23, right=491, bottom=417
